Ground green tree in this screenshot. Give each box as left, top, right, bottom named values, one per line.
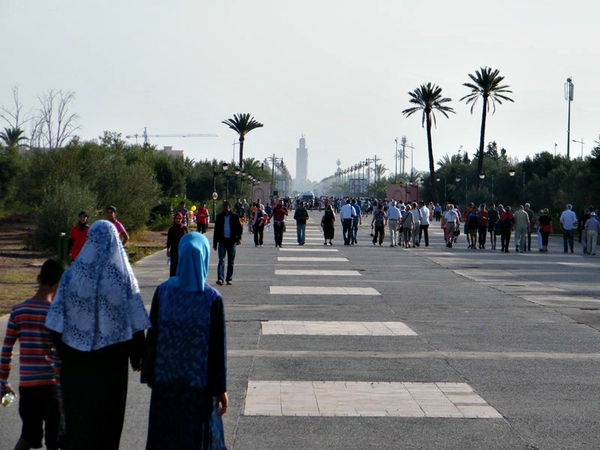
left=222, top=113, right=264, bottom=169
left=461, top=67, right=514, bottom=183
left=402, top=82, right=455, bottom=204
left=0, top=127, right=27, bottom=150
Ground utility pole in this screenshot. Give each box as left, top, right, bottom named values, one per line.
left=565, top=77, right=574, bottom=159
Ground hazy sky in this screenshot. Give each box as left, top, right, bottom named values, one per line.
left=1, top=0, right=598, bottom=184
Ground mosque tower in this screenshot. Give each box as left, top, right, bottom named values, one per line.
left=296, top=135, right=308, bottom=181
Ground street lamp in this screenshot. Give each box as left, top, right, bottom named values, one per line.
left=573, top=138, right=585, bottom=158
left=213, top=162, right=230, bottom=215
left=436, top=176, right=447, bottom=205
left=211, top=191, right=218, bottom=222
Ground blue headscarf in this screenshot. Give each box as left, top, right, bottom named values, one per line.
left=46, top=220, right=151, bottom=351
left=166, top=232, right=210, bottom=292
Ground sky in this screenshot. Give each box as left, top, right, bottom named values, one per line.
left=1, top=0, right=599, bottom=185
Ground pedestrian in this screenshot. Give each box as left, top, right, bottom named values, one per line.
left=68, top=210, right=90, bottom=261
left=1, top=258, right=67, bottom=450
left=213, top=201, right=243, bottom=286
left=271, top=199, right=288, bottom=248
left=106, top=205, right=130, bottom=245
left=442, top=203, right=458, bottom=248
left=559, top=204, right=577, bottom=253
left=251, top=204, right=267, bottom=247
left=410, top=202, right=421, bottom=247
left=487, top=204, right=499, bottom=250
left=351, top=198, right=362, bottom=244
left=524, top=203, right=536, bottom=251
left=513, top=205, right=530, bottom=253
left=166, top=212, right=189, bottom=277
left=500, top=206, right=514, bottom=252
left=386, top=200, right=401, bottom=247
left=418, top=201, right=431, bottom=247
left=340, top=199, right=356, bottom=246
left=371, top=204, right=387, bottom=246
left=321, top=204, right=335, bottom=245
left=584, top=212, right=599, bottom=255
left=537, top=208, right=552, bottom=253
left=294, top=201, right=309, bottom=245
left=196, top=202, right=210, bottom=234
left=176, top=201, right=189, bottom=227
left=477, top=204, right=488, bottom=249
left=142, top=232, right=228, bottom=450
left=45, top=220, right=151, bottom=450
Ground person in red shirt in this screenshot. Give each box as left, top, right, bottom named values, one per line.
left=196, top=203, right=210, bottom=234
left=68, top=211, right=90, bottom=261
left=271, top=199, right=288, bottom=247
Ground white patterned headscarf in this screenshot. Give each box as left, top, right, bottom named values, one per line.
left=46, top=220, right=151, bottom=351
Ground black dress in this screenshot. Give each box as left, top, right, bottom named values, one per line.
left=322, top=210, right=335, bottom=240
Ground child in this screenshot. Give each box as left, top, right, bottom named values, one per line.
left=0, top=258, right=67, bottom=450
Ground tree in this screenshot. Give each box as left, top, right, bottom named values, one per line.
left=0, top=85, right=30, bottom=130
left=0, top=127, right=27, bottom=150
left=461, top=67, right=514, bottom=184
left=222, top=113, right=263, bottom=170
left=35, top=89, right=80, bottom=150
left=402, top=82, right=455, bottom=204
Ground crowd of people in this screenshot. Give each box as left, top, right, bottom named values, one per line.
left=1, top=213, right=229, bottom=450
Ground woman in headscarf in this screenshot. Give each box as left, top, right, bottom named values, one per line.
left=45, top=220, right=152, bottom=450
left=166, top=211, right=189, bottom=277
left=321, top=204, right=335, bottom=245
left=142, top=232, right=228, bottom=450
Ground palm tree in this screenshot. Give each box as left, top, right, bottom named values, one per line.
left=402, top=83, right=455, bottom=204
left=222, top=114, right=264, bottom=170
left=0, top=127, right=27, bottom=150
left=461, top=67, right=514, bottom=183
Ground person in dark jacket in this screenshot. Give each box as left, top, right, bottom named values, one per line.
left=213, top=201, right=243, bottom=285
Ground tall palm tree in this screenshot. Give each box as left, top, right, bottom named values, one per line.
left=461, top=67, right=514, bottom=183
left=222, top=114, right=264, bottom=170
left=402, top=82, right=455, bottom=204
left=0, top=127, right=27, bottom=150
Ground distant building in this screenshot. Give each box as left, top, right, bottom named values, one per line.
left=162, top=145, right=184, bottom=158
left=295, top=136, right=308, bottom=182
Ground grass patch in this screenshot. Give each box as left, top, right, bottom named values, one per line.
left=127, top=245, right=164, bottom=265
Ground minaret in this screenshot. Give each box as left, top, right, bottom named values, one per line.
left=296, top=135, right=308, bottom=181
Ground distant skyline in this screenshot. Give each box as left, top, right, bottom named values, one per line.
left=1, top=0, right=599, bottom=183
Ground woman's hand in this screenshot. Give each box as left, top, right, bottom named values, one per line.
left=217, top=392, right=229, bottom=416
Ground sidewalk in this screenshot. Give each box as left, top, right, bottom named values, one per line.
left=1, top=222, right=600, bottom=449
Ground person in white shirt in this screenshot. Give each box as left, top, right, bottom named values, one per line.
left=559, top=203, right=577, bottom=253
left=339, top=199, right=356, bottom=246
left=418, top=201, right=431, bottom=246
left=386, top=200, right=401, bottom=247
left=442, top=204, right=459, bottom=248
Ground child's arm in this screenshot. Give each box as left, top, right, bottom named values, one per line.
left=0, top=313, right=18, bottom=394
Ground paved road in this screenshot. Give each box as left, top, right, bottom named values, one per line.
left=1, top=218, right=600, bottom=449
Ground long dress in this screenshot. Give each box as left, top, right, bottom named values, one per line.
left=322, top=210, right=335, bottom=240
left=54, top=332, right=145, bottom=450
left=143, top=283, right=227, bottom=450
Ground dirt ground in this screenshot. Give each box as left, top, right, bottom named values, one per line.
left=0, top=214, right=166, bottom=316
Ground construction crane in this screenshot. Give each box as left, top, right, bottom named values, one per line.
left=125, top=127, right=218, bottom=145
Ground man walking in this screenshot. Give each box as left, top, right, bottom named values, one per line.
left=386, top=200, right=401, bottom=247
left=418, top=201, right=431, bottom=247
left=340, top=199, right=356, bottom=246
left=559, top=204, right=577, bottom=253
left=294, top=201, right=309, bottom=245
left=213, top=201, right=243, bottom=285
left=513, top=205, right=530, bottom=253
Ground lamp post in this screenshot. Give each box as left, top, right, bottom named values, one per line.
left=508, top=168, right=525, bottom=203
left=573, top=138, right=585, bottom=158
left=436, top=176, right=447, bottom=205
left=213, top=162, right=229, bottom=213
left=211, top=191, right=218, bottom=222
